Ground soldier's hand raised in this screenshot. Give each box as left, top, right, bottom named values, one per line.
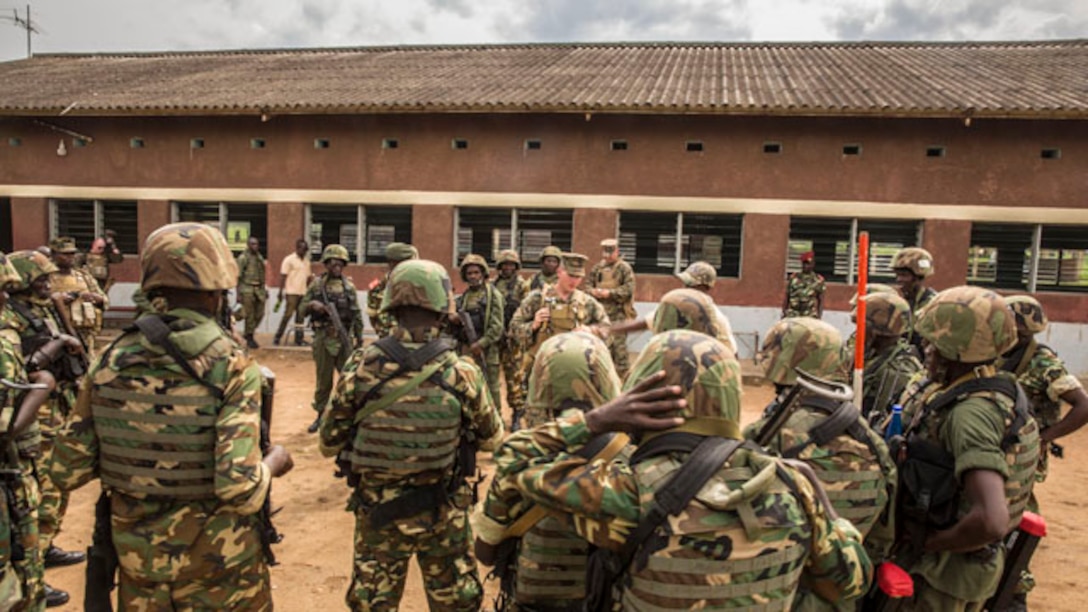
left=585, top=370, right=685, bottom=435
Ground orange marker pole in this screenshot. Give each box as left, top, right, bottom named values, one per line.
left=853, top=232, right=869, bottom=401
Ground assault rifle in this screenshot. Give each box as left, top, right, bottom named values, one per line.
left=258, top=365, right=283, bottom=564
left=753, top=369, right=854, bottom=447
left=455, top=309, right=488, bottom=381
left=319, top=282, right=354, bottom=349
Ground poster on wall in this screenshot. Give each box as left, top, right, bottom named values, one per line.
left=226, top=221, right=251, bottom=251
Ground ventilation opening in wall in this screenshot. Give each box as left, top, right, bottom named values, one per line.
left=190, top=138, right=205, bottom=149
left=1041, top=148, right=1061, bottom=160
left=926, top=146, right=946, bottom=158
left=763, top=142, right=782, bottom=154
left=251, top=138, right=266, bottom=149
left=73, top=138, right=88, bottom=148
left=686, top=141, right=704, bottom=152
left=525, top=139, right=542, bottom=151
left=7, top=138, right=20, bottom=147
left=130, top=138, right=145, bottom=149
left=610, top=140, right=628, bottom=151
left=452, top=138, right=469, bottom=150
left=314, top=138, right=330, bottom=149
left=382, top=138, right=399, bottom=149
left=842, top=144, right=861, bottom=156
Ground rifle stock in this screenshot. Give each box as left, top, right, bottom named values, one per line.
left=457, top=309, right=489, bottom=381
left=258, top=365, right=283, bottom=565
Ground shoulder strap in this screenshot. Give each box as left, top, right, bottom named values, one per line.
left=8, top=300, right=46, bottom=334
left=616, top=436, right=743, bottom=575
left=353, top=337, right=459, bottom=415
left=134, top=316, right=224, bottom=401
left=927, top=377, right=1018, bottom=414
left=780, top=398, right=865, bottom=459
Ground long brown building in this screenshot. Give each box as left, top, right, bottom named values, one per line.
left=1, top=41, right=1086, bottom=367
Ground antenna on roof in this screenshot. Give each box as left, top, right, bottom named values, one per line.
left=1, top=4, right=41, bottom=58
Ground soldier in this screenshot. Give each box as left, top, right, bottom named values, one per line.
left=527, top=245, right=562, bottom=292
left=365, top=242, right=419, bottom=339
left=235, top=236, right=267, bottom=349
left=891, top=286, right=1039, bottom=610
left=509, top=253, right=609, bottom=416
left=858, top=292, right=923, bottom=421
left=586, top=238, right=636, bottom=377
left=783, top=250, right=825, bottom=319
left=747, top=317, right=895, bottom=608
left=319, top=259, right=504, bottom=611
left=302, top=244, right=364, bottom=434
left=473, top=331, right=622, bottom=610
left=493, top=329, right=871, bottom=609
left=51, top=222, right=294, bottom=610
left=84, top=229, right=124, bottom=294
left=452, top=254, right=504, bottom=411
left=0, top=251, right=57, bottom=609
left=47, top=236, right=108, bottom=354
left=492, top=249, right=530, bottom=430
left=5, top=251, right=86, bottom=584
left=609, top=270, right=739, bottom=353
left=273, top=238, right=312, bottom=347
left=891, top=246, right=937, bottom=354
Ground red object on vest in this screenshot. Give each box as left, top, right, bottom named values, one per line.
left=877, top=562, right=914, bottom=598
left=1019, top=511, right=1047, bottom=538
left=367, top=278, right=382, bottom=290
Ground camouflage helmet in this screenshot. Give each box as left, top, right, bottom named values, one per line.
left=381, top=259, right=454, bottom=315
left=892, top=247, right=934, bottom=278
left=849, top=282, right=897, bottom=307
left=458, top=253, right=491, bottom=282
left=496, top=249, right=521, bottom=269
left=321, top=244, right=350, bottom=264
left=539, top=245, right=562, bottom=262
left=861, top=292, right=911, bottom=338
left=759, top=317, right=845, bottom=386
left=624, top=329, right=743, bottom=423
left=1004, top=295, right=1048, bottom=334
left=915, top=286, right=1016, bottom=363
left=141, top=222, right=238, bottom=292
left=676, top=261, right=717, bottom=288
left=527, top=331, right=620, bottom=417
left=651, top=288, right=725, bottom=339
left=7, top=250, right=59, bottom=292
left=0, top=252, right=21, bottom=290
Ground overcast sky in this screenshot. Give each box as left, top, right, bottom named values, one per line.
left=1, top=0, right=1085, bottom=62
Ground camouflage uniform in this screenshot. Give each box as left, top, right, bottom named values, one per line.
left=4, top=252, right=79, bottom=560
left=499, top=330, right=871, bottom=609
left=650, top=287, right=737, bottom=353
left=365, top=243, right=419, bottom=339
left=84, top=231, right=124, bottom=293
left=785, top=270, right=826, bottom=319
left=472, top=331, right=622, bottom=610
left=493, top=250, right=531, bottom=423
left=235, top=247, right=267, bottom=339
left=587, top=241, right=636, bottom=376
left=893, top=247, right=937, bottom=354
left=894, top=286, right=1040, bottom=610
left=48, top=236, right=109, bottom=354
left=303, top=245, right=364, bottom=417
left=748, top=317, right=895, bottom=610
left=0, top=253, right=44, bottom=611
left=320, top=259, right=504, bottom=611
left=455, top=254, right=505, bottom=410
left=52, top=223, right=278, bottom=610
left=526, top=245, right=562, bottom=293
left=859, top=292, right=923, bottom=421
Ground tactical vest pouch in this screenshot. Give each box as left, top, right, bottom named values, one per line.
left=897, top=435, right=959, bottom=554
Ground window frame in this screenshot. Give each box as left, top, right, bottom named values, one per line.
left=49, top=198, right=139, bottom=255
left=618, top=211, right=744, bottom=278
left=787, top=216, right=922, bottom=284
left=171, top=201, right=269, bottom=257
left=305, top=204, right=413, bottom=265
left=969, top=222, right=1088, bottom=293
left=454, top=207, right=573, bottom=269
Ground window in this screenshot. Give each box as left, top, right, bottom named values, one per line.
left=306, top=205, right=412, bottom=264
left=455, top=207, right=573, bottom=267
left=190, top=138, right=205, bottom=149
left=971, top=223, right=1088, bottom=292
left=524, top=139, right=542, bottom=151
left=130, top=138, right=145, bottom=149
left=618, top=212, right=743, bottom=277
left=50, top=199, right=139, bottom=254
left=173, top=202, right=268, bottom=256
left=788, top=217, right=920, bottom=283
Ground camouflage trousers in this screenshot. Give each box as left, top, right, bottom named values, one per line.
left=9, top=465, right=42, bottom=612
left=36, top=408, right=69, bottom=557
left=119, top=557, right=272, bottom=612
left=240, top=287, right=267, bottom=337
left=312, top=328, right=352, bottom=413
left=465, top=348, right=501, bottom=413
left=349, top=502, right=482, bottom=611
left=499, top=338, right=526, bottom=415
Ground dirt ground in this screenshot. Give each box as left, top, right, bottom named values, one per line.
left=45, top=342, right=1088, bottom=611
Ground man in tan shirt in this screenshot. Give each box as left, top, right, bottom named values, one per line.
left=274, top=238, right=313, bottom=346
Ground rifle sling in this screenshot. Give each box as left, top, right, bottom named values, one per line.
left=134, top=317, right=224, bottom=401
left=925, top=376, right=1029, bottom=451
left=781, top=397, right=866, bottom=459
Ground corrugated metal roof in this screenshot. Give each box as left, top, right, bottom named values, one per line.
left=0, top=41, right=1085, bottom=118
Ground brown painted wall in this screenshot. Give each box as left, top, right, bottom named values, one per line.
left=266, top=202, right=305, bottom=288
left=573, top=208, right=617, bottom=267
left=10, top=197, right=47, bottom=250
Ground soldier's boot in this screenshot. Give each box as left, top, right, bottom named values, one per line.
left=246, top=334, right=260, bottom=349
left=294, top=329, right=310, bottom=346
left=44, top=545, right=85, bottom=568
left=44, top=584, right=70, bottom=608
left=307, top=411, right=322, bottom=434
left=273, top=334, right=282, bottom=346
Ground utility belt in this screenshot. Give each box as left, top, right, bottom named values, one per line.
left=356, top=481, right=451, bottom=529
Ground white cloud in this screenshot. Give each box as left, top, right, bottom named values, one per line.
left=0, top=0, right=1084, bottom=62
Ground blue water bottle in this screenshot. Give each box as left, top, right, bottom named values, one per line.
left=885, top=404, right=904, bottom=441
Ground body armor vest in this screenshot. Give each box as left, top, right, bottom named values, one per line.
left=516, top=514, right=591, bottom=603
left=50, top=270, right=100, bottom=330
left=349, top=349, right=462, bottom=476
left=317, top=277, right=355, bottom=327
left=85, top=253, right=110, bottom=282
left=622, top=449, right=808, bottom=610
left=91, top=377, right=219, bottom=500
left=594, top=262, right=636, bottom=320
left=530, top=292, right=584, bottom=354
